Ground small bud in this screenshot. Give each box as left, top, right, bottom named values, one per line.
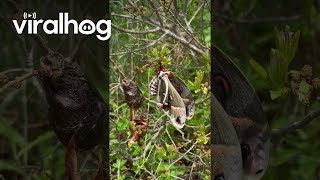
left=301, top=65, right=312, bottom=78
left=312, top=77, right=320, bottom=90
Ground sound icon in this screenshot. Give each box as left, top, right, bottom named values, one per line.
left=23, top=12, right=36, bottom=19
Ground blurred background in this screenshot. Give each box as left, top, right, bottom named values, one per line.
left=214, top=0, right=320, bottom=179
left=0, top=0, right=107, bottom=179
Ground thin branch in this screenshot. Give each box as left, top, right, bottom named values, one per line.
left=110, top=32, right=168, bottom=56
left=110, top=59, right=126, bottom=79
left=113, top=3, right=207, bottom=55
left=195, top=95, right=210, bottom=105
left=0, top=70, right=38, bottom=94
left=132, top=119, right=167, bottom=161
left=146, top=0, right=163, bottom=27
left=187, top=2, right=205, bottom=26
left=168, top=141, right=198, bottom=168
left=271, top=108, right=320, bottom=137
left=0, top=68, right=31, bottom=75
left=67, top=35, right=86, bottom=62
left=112, top=24, right=160, bottom=34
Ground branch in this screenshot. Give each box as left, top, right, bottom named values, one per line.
left=0, top=70, right=38, bottom=94
left=67, top=35, right=86, bottom=62
left=112, top=24, right=160, bottom=34
left=110, top=32, right=168, bottom=56
left=271, top=108, right=320, bottom=138
left=109, top=59, right=126, bottom=79
left=114, top=2, right=207, bottom=55
left=0, top=68, right=31, bottom=75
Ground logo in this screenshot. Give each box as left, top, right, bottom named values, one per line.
left=12, top=12, right=111, bottom=41
left=23, top=12, right=36, bottom=19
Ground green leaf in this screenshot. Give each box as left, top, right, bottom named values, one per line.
left=269, top=49, right=286, bottom=88
left=299, top=80, right=312, bottom=94
left=249, top=59, right=268, bottom=79
left=17, top=131, right=55, bottom=158
left=196, top=136, right=209, bottom=144
left=0, top=119, right=25, bottom=146
left=194, top=71, right=204, bottom=90
left=288, top=30, right=300, bottom=63
left=270, top=88, right=287, bottom=100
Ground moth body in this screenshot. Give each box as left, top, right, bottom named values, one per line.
left=157, top=71, right=186, bottom=129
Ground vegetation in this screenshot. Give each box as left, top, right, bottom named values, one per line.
left=109, top=0, right=211, bottom=179
left=214, top=1, right=320, bottom=179
left=0, top=1, right=107, bottom=179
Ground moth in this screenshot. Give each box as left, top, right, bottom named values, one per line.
left=149, top=69, right=195, bottom=129
left=212, top=95, right=243, bottom=180
left=212, top=45, right=270, bottom=180
left=39, top=52, right=107, bottom=150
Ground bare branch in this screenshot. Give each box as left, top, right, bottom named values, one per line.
left=0, top=70, right=38, bottom=94
left=112, top=24, right=160, bottom=34
left=0, top=68, right=31, bottom=75
left=147, top=0, right=163, bottom=27
left=109, top=59, right=127, bottom=79
left=271, top=108, right=320, bottom=138
left=67, top=36, right=86, bottom=62
left=112, top=2, right=207, bottom=55
left=110, top=32, right=168, bottom=56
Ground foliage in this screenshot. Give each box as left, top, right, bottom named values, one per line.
left=110, top=0, right=211, bottom=179
left=0, top=0, right=107, bottom=179
left=215, top=1, right=320, bottom=179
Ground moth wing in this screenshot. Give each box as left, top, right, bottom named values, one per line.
left=212, top=44, right=267, bottom=125
left=162, top=76, right=186, bottom=129
left=212, top=95, right=242, bottom=179
left=169, top=74, right=195, bottom=119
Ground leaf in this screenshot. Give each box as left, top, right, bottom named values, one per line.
left=194, top=71, right=204, bottom=90
left=17, top=131, right=54, bottom=158
left=269, top=49, right=285, bottom=88
left=0, top=119, right=25, bottom=146
left=270, top=88, right=287, bottom=100
left=249, top=59, right=268, bottom=79
left=288, top=30, right=300, bottom=63
left=196, top=136, right=209, bottom=144
left=65, top=135, right=77, bottom=180
left=299, top=80, right=312, bottom=94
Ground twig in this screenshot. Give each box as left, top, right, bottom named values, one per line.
left=195, top=95, right=210, bottom=105
left=0, top=68, right=31, bottom=75
left=168, top=141, right=198, bottom=168
left=112, top=24, right=160, bottom=34
left=0, top=70, right=38, bottom=94
left=110, top=32, right=168, bottom=56
left=132, top=119, right=167, bottom=161
left=67, top=36, right=87, bottom=62
left=112, top=5, right=207, bottom=55
left=271, top=108, right=320, bottom=138
left=110, top=59, right=126, bottom=79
